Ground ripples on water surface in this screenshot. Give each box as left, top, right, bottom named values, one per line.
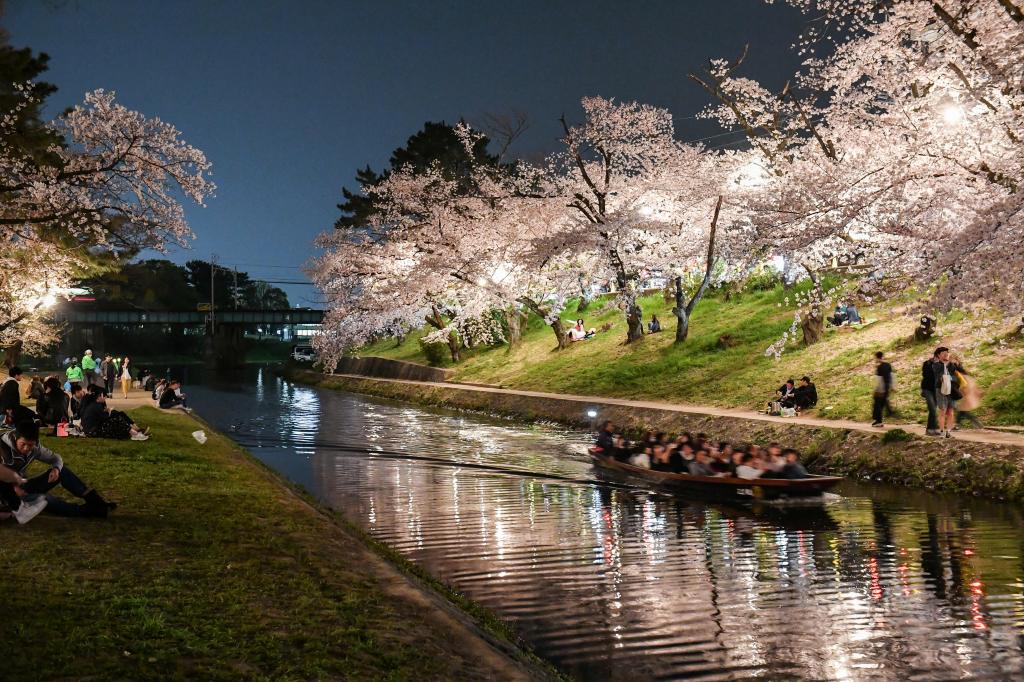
left=188, top=369, right=1024, bottom=680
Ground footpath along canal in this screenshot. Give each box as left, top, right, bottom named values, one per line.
left=185, top=367, right=1024, bottom=680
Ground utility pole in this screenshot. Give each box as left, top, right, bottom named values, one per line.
left=210, top=254, right=217, bottom=336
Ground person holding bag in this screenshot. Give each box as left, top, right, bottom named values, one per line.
left=932, top=347, right=959, bottom=439
left=950, top=353, right=983, bottom=430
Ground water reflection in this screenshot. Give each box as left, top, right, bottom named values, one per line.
left=187, top=370, right=1024, bottom=680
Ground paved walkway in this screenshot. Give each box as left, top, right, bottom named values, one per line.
left=332, top=374, right=1024, bottom=449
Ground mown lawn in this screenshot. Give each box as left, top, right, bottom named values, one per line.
left=359, top=283, right=1024, bottom=427
left=0, top=408, right=518, bottom=680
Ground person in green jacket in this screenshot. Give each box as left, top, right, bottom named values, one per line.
left=81, top=349, right=97, bottom=386
left=65, top=358, right=83, bottom=384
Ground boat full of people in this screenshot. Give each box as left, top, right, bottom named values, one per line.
left=591, top=421, right=842, bottom=502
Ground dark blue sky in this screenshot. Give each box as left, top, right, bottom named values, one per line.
left=5, top=0, right=804, bottom=305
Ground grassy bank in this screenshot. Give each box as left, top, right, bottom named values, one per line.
left=359, top=283, right=1024, bottom=426
left=0, top=408, right=546, bottom=680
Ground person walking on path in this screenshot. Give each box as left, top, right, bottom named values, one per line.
left=119, top=357, right=132, bottom=400
left=103, top=354, right=117, bottom=395
left=65, top=358, right=83, bottom=387
left=950, top=353, right=983, bottom=430
left=932, top=347, right=959, bottom=438
left=920, top=348, right=944, bottom=435
left=81, top=349, right=97, bottom=387
left=872, top=351, right=894, bottom=427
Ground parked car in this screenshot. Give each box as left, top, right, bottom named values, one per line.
left=291, top=345, right=317, bottom=362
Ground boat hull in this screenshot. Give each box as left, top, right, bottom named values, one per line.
left=591, top=452, right=842, bottom=502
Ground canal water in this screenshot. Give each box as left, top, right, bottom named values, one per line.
left=186, top=368, right=1024, bottom=680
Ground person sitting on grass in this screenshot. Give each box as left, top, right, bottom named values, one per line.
left=81, top=388, right=150, bottom=441
left=648, top=315, right=662, bottom=334
left=36, top=377, right=71, bottom=429
left=0, top=420, right=117, bottom=523
left=1, top=366, right=24, bottom=422
left=846, top=304, right=862, bottom=325
left=158, top=379, right=190, bottom=411
left=768, top=379, right=795, bottom=413
left=828, top=303, right=849, bottom=327
left=793, top=376, right=818, bottom=413
left=69, top=382, right=86, bottom=421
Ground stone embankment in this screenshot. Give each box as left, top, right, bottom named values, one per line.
left=287, top=368, right=1024, bottom=501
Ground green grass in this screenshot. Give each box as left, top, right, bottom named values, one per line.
left=358, top=284, right=1024, bottom=427
left=0, top=408, right=528, bottom=680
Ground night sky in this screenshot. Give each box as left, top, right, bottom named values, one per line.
left=5, top=0, right=805, bottom=305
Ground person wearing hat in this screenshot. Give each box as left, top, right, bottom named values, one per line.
left=0, top=420, right=117, bottom=523
left=81, top=349, right=97, bottom=387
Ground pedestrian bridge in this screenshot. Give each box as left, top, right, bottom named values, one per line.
left=56, top=308, right=324, bottom=325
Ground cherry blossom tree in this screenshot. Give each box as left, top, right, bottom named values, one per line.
left=0, top=84, right=214, bottom=361
left=699, top=1, right=1023, bottom=329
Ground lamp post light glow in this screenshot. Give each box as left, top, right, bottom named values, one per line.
left=941, top=103, right=964, bottom=126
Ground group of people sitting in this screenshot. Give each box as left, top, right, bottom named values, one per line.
left=150, top=377, right=189, bottom=411
left=2, top=366, right=153, bottom=441
left=594, top=421, right=810, bottom=480
left=767, top=376, right=818, bottom=415
left=828, top=302, right=862, bottom=327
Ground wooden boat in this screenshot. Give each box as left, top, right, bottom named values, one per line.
left=590, top=450, right=843, bottom=502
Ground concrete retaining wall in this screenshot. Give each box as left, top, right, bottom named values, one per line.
left=335, top=356, right=454, bottom=383
left=286, top=369, right=1024, bottom=502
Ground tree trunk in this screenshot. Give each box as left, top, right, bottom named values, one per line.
left=505, top=309, right=522, bottom=348
left=673, top=195, right=721, bottom=345
left=426, top=305, right=461, bottom=363
left=519, top=297, right=568, bottom=350
left=801, top=309, right=824, bottom=345
left=625, top=295, right=644, bottom=343
left=672, top=276, right=691, bottom=343
left=446, top=331, right=461, bottom=363
left=551, top=317, right=568, bottom=349
left=576, top=274, right=592, bottom=313
left=2, top=340, right=22, bottom=369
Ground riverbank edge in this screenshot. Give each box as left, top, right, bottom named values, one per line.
left=285, top=368, right=1024, bottom=502
left=183, top=411, right=565, bottom=681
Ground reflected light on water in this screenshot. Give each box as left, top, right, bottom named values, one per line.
left=188, top=372, right=1024, bottom=681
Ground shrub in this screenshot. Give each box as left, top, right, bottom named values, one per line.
left=418, top=338, right=450, bottom=366
left=881, top=428, right=914, bottom=444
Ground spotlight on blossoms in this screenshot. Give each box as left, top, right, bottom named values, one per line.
left=0, top=84, right=214, bottom=359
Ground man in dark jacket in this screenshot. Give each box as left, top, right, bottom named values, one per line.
left=793, top=376, right=818, bottom=412
left=872, top=351, right=894, bottom=427
left=921, top=348, right=945, bottom=435
left=1, top=366, right=23, bottom=415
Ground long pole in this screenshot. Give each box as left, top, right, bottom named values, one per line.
left=210, top=255, right=217, bottom=336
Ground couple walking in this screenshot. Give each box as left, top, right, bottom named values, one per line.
left=871, top=347, right=981, bottom=436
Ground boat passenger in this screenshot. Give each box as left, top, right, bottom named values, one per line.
left=611, top=434, right=630, bottom=462
left=735, top=453, right=764, bottom=480
left=688, top=450, right=716, bottom=477
left=650, top=444, right=674, bottom=472
left=629, top=448, right=651, bottom=469
left=781, top=449, right=809, bottom=479
left=671, top=443, right=694, bottom=473
left=710, top=448, right=732, bottom=474
left=595, top=420, right=615, bottom=453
